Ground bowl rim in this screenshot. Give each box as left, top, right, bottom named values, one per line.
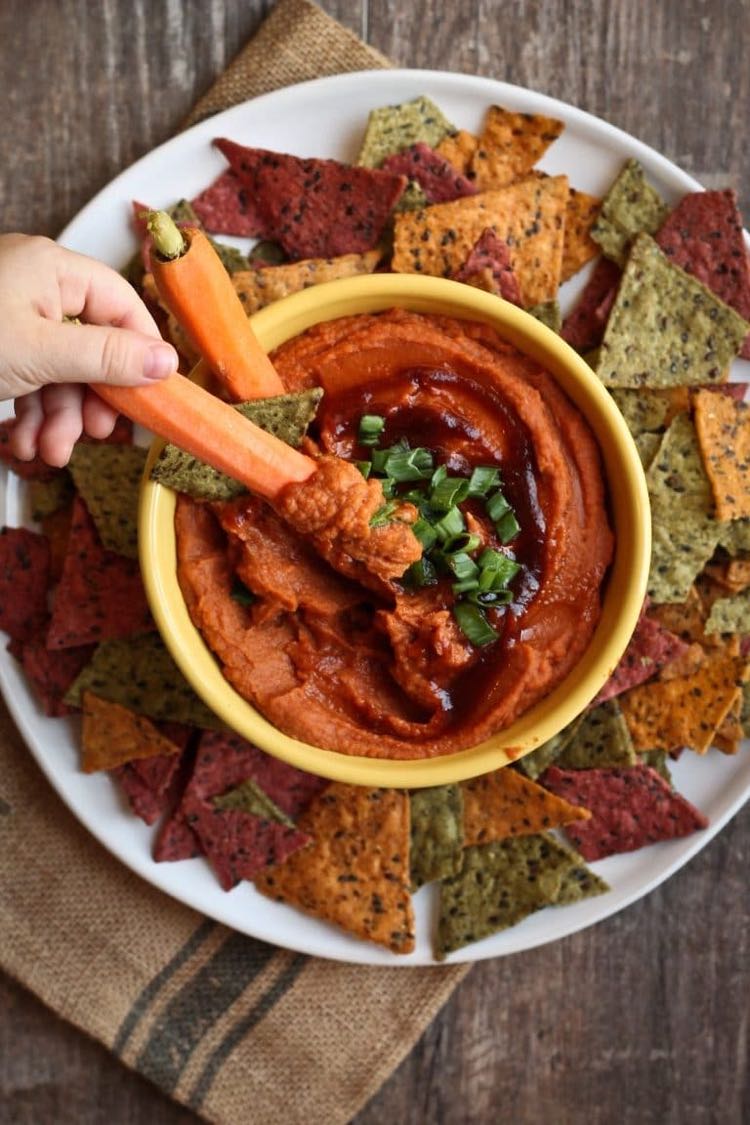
left=138, top=273, right=650, bottom=788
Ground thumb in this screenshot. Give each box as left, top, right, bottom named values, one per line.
left=38, top=318, right=178, bottom=386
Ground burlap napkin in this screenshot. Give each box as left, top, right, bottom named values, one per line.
left=0, top=2, right=468, bottom=1123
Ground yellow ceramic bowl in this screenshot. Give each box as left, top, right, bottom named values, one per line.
left=139, top=274, right=650, bottom=788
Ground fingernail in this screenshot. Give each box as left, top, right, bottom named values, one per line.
left=143, top=344, right=177, bottom=380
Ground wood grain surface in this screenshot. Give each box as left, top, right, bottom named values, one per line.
left=1, top=1, right=750, bottom=1122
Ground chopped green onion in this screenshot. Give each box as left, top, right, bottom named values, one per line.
left=468, top=466, right=501, bottom=496
left=370, top=447, right=390, bottom=473
left=478, top=549, right=521, bottom=588
left=230, top=578, right=255, bottom=607
left=358, top=414, right=385, bottom=446
left=434, top=506, right=465, bottom=542
left=444, top=532, right=482, bottom=556
left=453, top=602, right=499, bottom=647
left=408, top=556, right=438, bottom=587
left=380, top=477, right=397, bottom=498
left=446, top=552, right=478, bottom=582
left=496, top=510, right=521, bottom=543
left=452, top=577, right=480, bottom=595
left=430, top=464, right=448, bottom=490
left=431, top=474, right=470, bottom=511
left=384, top=446, right=434, bottom=482
left=413, top=518, right=438, bottom=551
left=467, top=588, right=513, bottom=607
left=486, top=490, right=511, bottom=521
left=355, top=460, right=372, bottom=479
left=370, top=499, right=399, bottom=527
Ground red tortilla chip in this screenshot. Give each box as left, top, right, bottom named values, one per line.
left=561, top=257, right=622, bottom=351
left=15, top=631, right=94, bottom=717
left=192, top=167, right=270, bottom=237
left=593, top=603, right=689, bottom=704
left=381, top=142, right=477, bottom=203
left=153, top=810, right=202, bottom=863
left=0, top=526, right=50, bottom=643
left=540, top=764, right=708, bottom=860
left=656, top=189, right=750, bottom=359
left=46, top=497, right=153, bottom=649
left=453, top=227, right=523, bottom=304
left=183, top=795, right=311, bottom=891
left=113, top=750, right=185, bottom=825
left=214, top=139, right=407, bottom=259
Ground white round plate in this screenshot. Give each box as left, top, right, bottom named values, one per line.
left=3, top=70, right=750, bottom=965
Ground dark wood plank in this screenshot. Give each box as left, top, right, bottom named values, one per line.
left=1, top=1, right=750, bottom=1123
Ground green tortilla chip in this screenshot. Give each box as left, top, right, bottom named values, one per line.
left=64, top=633, right=223, bottom=729
left=597, top=234, right=750, bottom=389
left=213, top=778, right=294, bottom=826
left=646, top=412, right=721, bottom=602
left=718, top=519, right=750, bottom=556
left=610, top=387, right=675, bottom=437
left=357, top=96, right=455, bottom=168
left=68, top=444, right=146, bottom=559
left=528, top=300, right=562, bottom=333
left=635, top=432, right=663, bottom=470
left=150, top=389, right=323, bottom=501
left=409, top=784, right=464, bottom=890
left=249, top=240, right=287, bottom=266
left=590, top=159, right=669, bottom=266
left=515, top=715, right=583, bottom=780
left=705, top=588, right=750, bottom=634
left=395, top=180, right=429, bottom=212
left=556, top=700, right=637, bottom=769
left=639, top=750, right=673, bottom=785
left=29, top=473, right=74, bottom=520
left=435, top=833, right=580, bottom=959
left=554, top=846, right=610, bottom=904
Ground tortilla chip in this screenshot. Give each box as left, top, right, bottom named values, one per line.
left=618, top=648, right=747, bottom=753
left=409, top=784, right=464, bottom=890
left=394, top=180, right=429, bottom=213
left=703, top=556, right=750, bottom=594
left=184, top=796, right=311, bottom=891
left=256, top=784, right=415, bottom=954
left=561, top=257, right=621, bottom=352
left=593, top=607, right=689, bottom=703
left=14, top=632, right=94, bottom=718
left=554, top=847, right=610, bottom=904
left=541, top=765, right=708, bottom=861
left=213, top=778, right=294, bottom=826
left=648, top=585, right=722, bottom=650
left=469, top=105, right=564, bottom=191
left=46, top=498, right=153, bottom=649
left=392, top=175, right=569, bottom=307
left=527, top=300, right=562, bottom=333
left=435, top=129, right=479, bottom=174
left=693, top=388, right=750, bottom=521
left=556, top=700, right=637, bottom=768
left=113, top=750, right=185, bottom=825
left=718, top=519, right=750, bottom=556
left=65, top=633, right=223, bottom=729
left=561, top=187, right=601, bottom=281
left=216, top=139, right=406, bottom=259
left=704, top=589, right=750, bottom=634
left=597, top=235, right=749, bottom=389
left=639, top=750, right=673, bottom=785
left=590, top=159, right=669, bottom=265
left=67, top=444, right=146, bottom=559
left=81, top=691, right=182, bottom=772
left=381, top=142, right=477, bottom=203
left=712, top=691, right=743, bottom=754
left=461, top=767, right=590, bottom=846
left=646, top=413, right=721, bottom=602
left=656, top=189, right=750, bottom=359
left=452, top=228, right=522, bottom=304
left=357, top=96, right=455, bottom=168
left=232, top=254, right=380, bottom=315
left=435, top=834, right=582, bottom=959
left=153, top=811, right=202, bottom=863
left=0, top=527, right=50, bottom=643
left=150, top=389, right=323, bottom=501
left=515, top=715, right=584, bottom=780
left=192, top=167, right=269, bottom=237
left=28, top=474, right=74, bottom=521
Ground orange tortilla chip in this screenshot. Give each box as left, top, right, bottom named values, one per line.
left=703, top=557, right=750, bottom=594
left=619, top=649, right=748, bottom=753
left=435, top=129, right=478, bottom=174
left=255, top=783, right=415, bottom=954
left=713, top=691, right=743, bottom=754
left=462, top=767, right=590, bottom=846
left=232, top=250, right=380, bottom=315
left=561, top=187, right=601, bottom=282
left=694, top=388, right=750, bottom=520
left=657, top=640, right=707, bottom=681
left=81, top=691, right=181, bottom=773
left=649, top=586, right=724, bottom=650
left=469, top=105, right=564, bottom=190
left=392, top=175, right=568, bottom=307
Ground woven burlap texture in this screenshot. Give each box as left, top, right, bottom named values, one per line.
left=0, top=3, right=468, bottom=1124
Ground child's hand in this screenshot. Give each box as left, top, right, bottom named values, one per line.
left=0, top=234, right=178, bottom=466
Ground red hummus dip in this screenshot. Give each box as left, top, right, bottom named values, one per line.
left=175, top=309, right=613, bottom=759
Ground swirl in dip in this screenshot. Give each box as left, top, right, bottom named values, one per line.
left=175, top=309, right=613, bottom=759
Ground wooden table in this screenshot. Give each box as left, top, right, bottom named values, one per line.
left=2, top=2, right=749, bottom=1121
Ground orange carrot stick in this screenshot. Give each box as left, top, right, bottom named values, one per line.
left=146, top=212, right=285, bottom=402
left=96, top=375, right=315, bottom=501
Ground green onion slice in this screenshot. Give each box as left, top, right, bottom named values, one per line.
left=486, top=490, right=511, bottom=522
left=434, top=506, right=465, bottom=542
left=370, top=499, right=399, bottom=527
left=453, top=602, right=499, bottom=647
left=358, top=414, right=385, bottom=445
left=496, top=510, right=521, bottom=544
left=355, top=460, right=372, bottom=479
left=412, top=518, right=438, bottom=551
left=230, top=578, right=256, bottom=607
left=444, top=532, right=482, bottom=556
left=468, top=466, right=501, bottom=496
left=384, top=446, right=434, bottom=482
left=431, top=475, right=470, bottom=511
left=446, top=552, right=479, bottom=581
left=408, top=556, right=438, bottom=587
left=452, top=577, right=480, bottom=595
